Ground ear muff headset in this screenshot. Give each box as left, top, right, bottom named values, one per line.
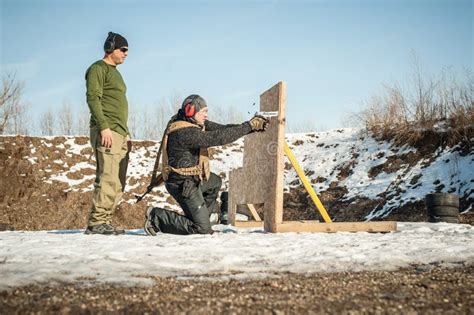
left=183, top=95, right=201, bottom=118
left=104, top=32, right=116, bottom=53
left=184, top=102, right=196, bottom=117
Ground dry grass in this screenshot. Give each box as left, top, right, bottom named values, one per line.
left=358, top=67, right=473, bottom=148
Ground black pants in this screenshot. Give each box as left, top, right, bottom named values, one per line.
left=150, top=172, right=222, bottom=235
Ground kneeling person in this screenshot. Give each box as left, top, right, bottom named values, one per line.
left=145, top=95, right=268, bottom=235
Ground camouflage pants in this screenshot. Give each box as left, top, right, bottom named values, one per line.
left=88, top=127, right=129, bottom=226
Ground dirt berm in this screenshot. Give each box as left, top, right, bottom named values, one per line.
left=0, top=135, right=472, bottom=231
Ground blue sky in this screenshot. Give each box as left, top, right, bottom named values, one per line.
left=1, top=0, right=472, bottom=133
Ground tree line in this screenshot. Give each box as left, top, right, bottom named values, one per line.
left=1, top=72, right=320, bottom=139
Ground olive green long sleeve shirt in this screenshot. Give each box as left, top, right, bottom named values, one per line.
left=85, top=60, right=129, bottom=136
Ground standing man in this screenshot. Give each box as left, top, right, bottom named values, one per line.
left=144, top=95, right=269, bottom=235
left=84, top=32, right=131, bottom=235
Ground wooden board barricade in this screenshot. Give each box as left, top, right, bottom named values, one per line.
left=228, top=82, right=286, bottom=232
left=228, top=81, right=397, bottom=233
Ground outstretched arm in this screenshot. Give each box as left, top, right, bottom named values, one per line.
left=205, top=120, right=240, bottom=131
left=179, top=123, right=252, bottom=149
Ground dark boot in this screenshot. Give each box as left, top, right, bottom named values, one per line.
left=84, top=223, right=116, bottom=235
left=109, top=224, right=125, bottom=235
left=144, top=206, right=160, bottom=236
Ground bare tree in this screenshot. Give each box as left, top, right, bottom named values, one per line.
left=225, top=105, right=245, bottom=123
left=76, top=107, right=90, bottom=136
left=7, top=101, right=30, bottom=135
left=154, top=99, right=174, bottom=136
left=129, top=95, right=247, bottom=140
left=286, top=119, right=320, bottom=133
left=127, top=102, right=138, bottom=139
left=141, top=106, right=159, bottom=140
left=0, top=72, right=25, bottom=134
left=169, top=92, right=182, bottom=112
left=133, top=99, right=176, bottom=140
left=39, top=108, right=56, bottom=136
left=58, top=101, right=74, bottom=135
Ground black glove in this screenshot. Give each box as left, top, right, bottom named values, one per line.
left=248, top=115, right=269, bottom=132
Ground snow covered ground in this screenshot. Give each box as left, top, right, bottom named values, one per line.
left=1, top=222, right=473, bottom=290
left=2, top=129, right=472, bottom=290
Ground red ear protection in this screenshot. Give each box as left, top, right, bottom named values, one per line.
left=184, top=103, right=195, bottom=117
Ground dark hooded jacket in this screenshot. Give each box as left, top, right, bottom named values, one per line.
left=166, top=111, right=252, bottom=182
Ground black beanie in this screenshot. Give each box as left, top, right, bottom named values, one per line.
left=104, top=32, right=128, bottom=52
left=113, top=33, right=128, bottom=48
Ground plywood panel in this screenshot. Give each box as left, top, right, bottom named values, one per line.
left=228, top=82, right=286, bottom=231
left=261, top=82, right=286, bottom=233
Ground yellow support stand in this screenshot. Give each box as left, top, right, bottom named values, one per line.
left=284, top=142, right=332, bottom=223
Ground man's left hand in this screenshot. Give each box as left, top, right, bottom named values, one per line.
left=249, top=115, right=270, bottom=131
